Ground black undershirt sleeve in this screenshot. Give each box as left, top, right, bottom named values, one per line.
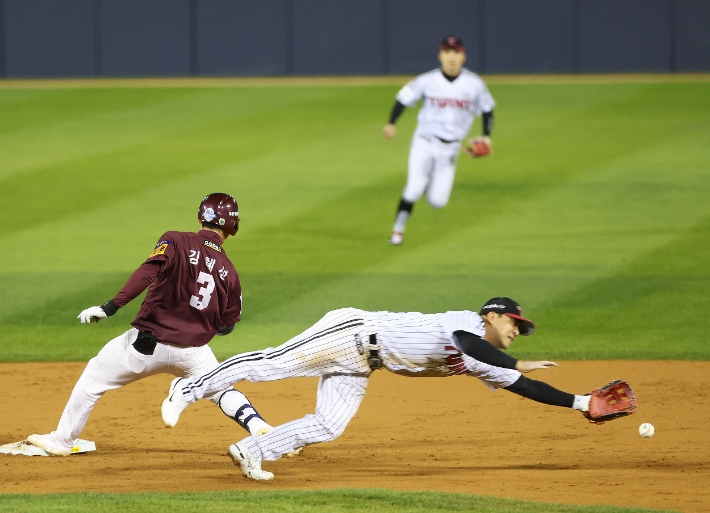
left=388, top=101, right=406, bottom=124
left=505, top=375, right=575, bottom=408
left=482, top=110, right=494, bottom=136
left=453, top=330, right=518, bottom=369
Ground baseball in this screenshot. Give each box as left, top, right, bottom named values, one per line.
left=639, top=423, right=655, bottom=438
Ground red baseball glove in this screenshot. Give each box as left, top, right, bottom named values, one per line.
left=463, top=136, right=491, bottom=157
left=583, top=379, right=637, bottom=425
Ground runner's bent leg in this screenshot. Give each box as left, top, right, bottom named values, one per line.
left=51, top=328, right=162, bottom=448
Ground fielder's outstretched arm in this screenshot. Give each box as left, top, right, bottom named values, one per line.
left=454, top=330, right=518, bottom=368
left=504, top=375, right=574, bottom=407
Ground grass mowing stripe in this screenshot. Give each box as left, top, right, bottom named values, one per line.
left=0, top=87, right=378, bottom=236
left=0, top=81, right=708, bottom=362
left=0, top=489, right=673, bottom=513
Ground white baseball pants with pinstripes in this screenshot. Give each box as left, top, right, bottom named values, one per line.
left=181, top=308, right=375, bottom=462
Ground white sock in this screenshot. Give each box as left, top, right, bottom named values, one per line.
left=572, top=395, right=591, bottom=411
left=393, top=211, right=410, bottom=233
left=247, top=417, right=271, bottom=435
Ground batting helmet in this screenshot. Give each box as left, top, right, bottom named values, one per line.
left=198, top=193, right=240, bottom=236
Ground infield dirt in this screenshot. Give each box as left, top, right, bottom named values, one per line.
left=1, top=361, right=708, bottom=512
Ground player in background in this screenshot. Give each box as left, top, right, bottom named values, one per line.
left=383, top=36, right=495, bottom=245
left=161, top=297, right=599, bottom=481
left=27, top=193, right=273, bottom=456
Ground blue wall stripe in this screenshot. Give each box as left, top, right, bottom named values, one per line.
left=2, top=0, right=708, bottom=78
left=189, top=0, right=198, bottom=76
left=669, top=0, right=677, bottom=72
left=284, top=0, right=294, bottom=75
left=93, top=0, right=101, bottom=75
left=381, top=0, right=390, bottom=74
left=0, top=0, right=6, bottom=77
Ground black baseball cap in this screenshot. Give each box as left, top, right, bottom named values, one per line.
left=441, top=35, right=464, bottom=52
left=479, top=297, right=536, bottom=336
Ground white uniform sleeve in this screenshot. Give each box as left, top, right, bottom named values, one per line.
left=441, top=310, right=485, bottom=352
left=474, top=79, right=496, bottom=116
left=395, top=74, right=427, bottom=107
left=463, top=355, right=522, bottom=391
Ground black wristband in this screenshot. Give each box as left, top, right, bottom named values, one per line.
left=101, top=300, right=119, bottom=317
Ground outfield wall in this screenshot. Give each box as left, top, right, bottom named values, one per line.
left=1, top=0, right=709, bottom=78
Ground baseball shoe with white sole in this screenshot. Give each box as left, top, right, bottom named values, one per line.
left=389, top=231, right=404, bottom=245
left=254, top=427, right=303, bottom=457
left=162, top=377, right=188, bottom=428
left=26, top=434, right=71, bottom=457
left=228, top=441, right=274, bottom=481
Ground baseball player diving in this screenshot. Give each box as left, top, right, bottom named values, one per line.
left=161, top=297, right=636, bottom=481
left=26, top=193, right=274, bottom=456
left=384, top=35, right=495, bottom=245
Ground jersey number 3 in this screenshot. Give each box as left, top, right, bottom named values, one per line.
left=190, top=271, right=215, bottom=311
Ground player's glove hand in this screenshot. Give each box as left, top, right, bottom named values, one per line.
left=78, top=306, right=108, bottom=324
left=463, top=136, right=491, bottom=157
left=582, top=379, right=637, bottom=425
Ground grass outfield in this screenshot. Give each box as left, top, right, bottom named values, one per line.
left=1, top=77, right=704, bottom=511
left=0, top=489, right=675, bottom=513
left=1, top=78, right=709, bottom=362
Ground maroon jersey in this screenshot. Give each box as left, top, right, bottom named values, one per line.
left=116, top=229, right=241, bottom=347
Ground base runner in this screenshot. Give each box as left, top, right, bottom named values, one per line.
left=161, top=297, right=635, bottom=480
left=27, top=193, right=272, bottom=456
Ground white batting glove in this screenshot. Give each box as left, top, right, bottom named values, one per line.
left=78, top=306, right=108, bottom=324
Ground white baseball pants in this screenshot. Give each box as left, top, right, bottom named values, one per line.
left=402, top=129, right=461, bottom=208
left=181, top=308, right=374, bottom=462
left=48, top=328, right=262, bottom=450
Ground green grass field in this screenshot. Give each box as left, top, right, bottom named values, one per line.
left=0, top=489, right=673, bottom=513
left=1, top=76, right=708, bottom=511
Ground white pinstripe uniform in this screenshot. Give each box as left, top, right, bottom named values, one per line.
left=180, top=308, right=521, bottom=463
left=397, top=68, right=495, bottom=208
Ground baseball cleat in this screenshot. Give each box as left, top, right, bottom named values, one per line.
left=389, top=231, right=404, bottom=245
left=161, top=378, right=188, bottom=428
left=254, top=427, right=303, bottom=457
left=228, top=442, right=274, bottom=481
left=26, top=434, right=71, bottom=457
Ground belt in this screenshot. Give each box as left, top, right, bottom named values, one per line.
left=133, top=330, right=190, bottom=355
left=435, top=135, right=459, bottom=144
left=367, top=334, right=383, bottom=371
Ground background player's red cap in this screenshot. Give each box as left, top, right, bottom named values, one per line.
left=479, top=297, right=536, bottom=336
left=441, top=35, right=464, bottom=52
